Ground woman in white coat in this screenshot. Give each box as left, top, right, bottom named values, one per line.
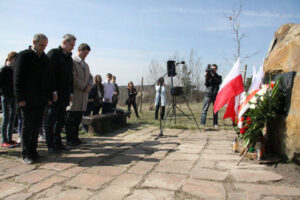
left=155, top=77, right=166, bottom=120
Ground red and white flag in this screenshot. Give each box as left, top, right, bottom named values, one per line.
left=214, top=59, right=244, bottom=122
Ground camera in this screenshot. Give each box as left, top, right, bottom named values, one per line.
left=206, top=64, right=213, bottom=78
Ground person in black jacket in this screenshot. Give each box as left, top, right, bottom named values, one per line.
left=86, top=75, right=104, bottom=115
left=200, top=64, right=222, bottom=128
left=0, top=51, right=18, bottom=148
left=14, top=34, right=54, bottom=164
left=127, top=81, right=139, bottom=118
left=45, top=34, right=76, bottom=153
left=82, top=75, right=104, bottom=132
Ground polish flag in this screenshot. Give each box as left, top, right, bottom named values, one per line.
left=237, top=65, right=264, bottom=126
left=214, top=59, right=244, bottom=120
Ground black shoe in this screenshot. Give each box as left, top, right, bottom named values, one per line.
left=48, top=148, right=60, bottom=154
left=32, top=152, right=42, bottom=160
left=23, top=157, right=34, bottom=165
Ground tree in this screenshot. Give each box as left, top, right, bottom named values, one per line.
left=181, top=63, right=193, bottom=96
left=225, top=3, right=258, bottom=64
left=146, top=59, right=164, bottom=85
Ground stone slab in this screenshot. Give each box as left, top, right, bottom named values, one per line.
left=29, top=176, right=66, bottom=193
left=182, top=178, right=226, bottom=200
left=235, top=183, right=300, bottom=196
left=0, top=182, right=26, bottom=199
left=15, top=169, right=56, bottom=184
left=142, top=172, right=187, bottom=190
left=89, top=185, right=130, bottom=200
left=154, top=160, right=195, bottom=174
left=190, top=167, right=228, bottom=181
left=127, top=162, right=154, bottom=175
left=84, top=165, right=126, bottom=177
left=65, top=173, right=113, bottom=190
left=125, top=189, right=175, bottom=200
left=231, top=169, right=283, bottom=182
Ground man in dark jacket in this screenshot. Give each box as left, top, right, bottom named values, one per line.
left=200, top=64, right=222, bottom=128
left=45, top=34, right=76, bottom=153
left=14, top=33, right=53, bottom=164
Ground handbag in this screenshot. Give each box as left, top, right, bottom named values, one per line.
left=125, top=99, right=129, bottom=105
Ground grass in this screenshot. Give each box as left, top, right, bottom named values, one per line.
left=121, top=102, right=234, bottom=131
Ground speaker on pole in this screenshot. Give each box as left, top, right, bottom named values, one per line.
left=167, top=60, right=176, bottom=77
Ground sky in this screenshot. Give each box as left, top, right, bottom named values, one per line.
left=0, top=0, right=299, bottom=86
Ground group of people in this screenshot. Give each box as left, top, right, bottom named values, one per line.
left=0, top=33, right=222, bottom=165
left=0, top=33, right=126, bottom=164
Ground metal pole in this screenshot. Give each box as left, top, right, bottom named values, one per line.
left=243, top=64, right=247, bottom=84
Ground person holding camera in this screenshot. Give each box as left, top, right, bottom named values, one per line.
left=201, top=64, right=222, bottom=128
left=155, top=77, right=166, bottom=120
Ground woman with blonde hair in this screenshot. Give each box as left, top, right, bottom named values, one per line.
left=0, top=51, right=18, bottom=148
left=127, top=81, right=139, bottom=118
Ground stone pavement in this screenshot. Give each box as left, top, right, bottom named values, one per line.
left=0, top=126, right=300, bottom=200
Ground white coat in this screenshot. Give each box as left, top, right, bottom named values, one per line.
left=155, top=85, right=166, bottom=106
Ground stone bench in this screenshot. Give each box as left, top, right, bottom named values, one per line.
left=82, top=110, right=130, bottom=134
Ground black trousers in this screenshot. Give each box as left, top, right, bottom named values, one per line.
left=155, top=105, right=165, bottom=120
left=20, top=106, right=44, bottom=159
left=65, top=111, right=82, bottom=143
left=128, top=102, right=139, bottom=118
left=45, top=102, right=67, bottom=149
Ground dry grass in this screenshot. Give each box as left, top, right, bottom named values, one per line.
left=121, top=102, right=234, bottom=130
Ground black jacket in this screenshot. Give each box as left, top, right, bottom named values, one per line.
left=47, top=46, right=73, bottom=105
left=0, top=66, right=15, bottom=98
left=14, top=47, right=52, bottom=108
left=88, top=84, right=104, bottom=106
left=204, top=73, right=222, bottom=97
left=128, top=87, right=137, bottom=103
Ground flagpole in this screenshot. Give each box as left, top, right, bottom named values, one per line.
left=243, top=64, right=247, bottom=84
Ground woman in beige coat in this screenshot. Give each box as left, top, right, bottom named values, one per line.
left=65, top=43, right=93, bottom=146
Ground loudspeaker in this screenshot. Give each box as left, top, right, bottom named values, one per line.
left=167, top=60, right=176, bottom=77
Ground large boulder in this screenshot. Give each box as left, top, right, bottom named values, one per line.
left=264, top=23, right=300, bottom=162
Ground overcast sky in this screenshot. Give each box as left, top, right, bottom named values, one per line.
left=0, top=0, right=299, bottom=85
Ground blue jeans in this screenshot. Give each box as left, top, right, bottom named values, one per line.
left=200, top=95, right=218, bottom=126
left=1, top=96, right=17, bottom=143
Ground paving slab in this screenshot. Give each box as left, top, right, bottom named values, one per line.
left=0, top=182, right=26, bottom=199
left=65, top=173, right=113, bottom=190
left=127, top=162, right=155, bottom=175
left=164, top=152, right=199, bottom=161
left=142, top=172, right=187, bottom=190
left=55, top=189, right=92, bottom=200
left=125, top=189, right=175, bottom=200
left=15, top=169, right=56, bottom=184
left=154, top=159, right=195, bottom=174
left=4, top=192, right=33, bottom=200
left=181, top=178, right=226, bottom=200
left=56, top=166, right=86, bottom=178
left=85, top=165, right=126, bottom=176
left=190, top=167, right=228, bottom=181
left=235, top=183, right=300, bottom=197
left=28, top=175, right=66, bottom=193
left=89, top=185, right=130, bottom=200
left=231, top=169, right=284, bottom=182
